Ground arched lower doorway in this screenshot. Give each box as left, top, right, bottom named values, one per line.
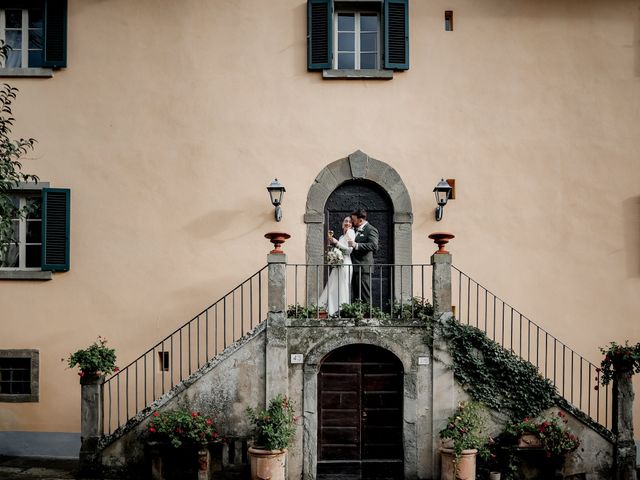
left=317, top=344, right=404, bottom=480
left=324, top=180, right=393, bottom=309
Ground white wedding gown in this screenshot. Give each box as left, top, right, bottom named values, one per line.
left=319, top=229, right=355, bottom=315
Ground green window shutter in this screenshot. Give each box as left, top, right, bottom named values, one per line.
left=308, top=0, right=332, bottom=70
left=43, top=0, right=67, bottom=68
left=384, top=0, right=409, bottom=70
left=42, top=188, right=70, bottom=272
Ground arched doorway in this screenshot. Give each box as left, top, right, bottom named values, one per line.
left=324, top=180, right=393, bottom=308
left=305, top=150, right=414, bottom=304
left=317, top=344, right=404, bottom=479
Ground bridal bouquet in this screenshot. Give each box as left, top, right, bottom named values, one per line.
left=326, top=247, right=344, bottom=266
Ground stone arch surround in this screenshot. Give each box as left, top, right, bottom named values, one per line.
left=300, top=331, right=423, bottom=480
left=304, top=150, right=413, bottom=268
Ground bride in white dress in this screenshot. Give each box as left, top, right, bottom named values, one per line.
left=319, top=216, right=355, bottom=315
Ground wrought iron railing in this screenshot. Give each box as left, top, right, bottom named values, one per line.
left=452, top=265, right=612, bottom=430
left=102, top=266, right=268, bottom=435
left=286, top=264, right=433, bottom=318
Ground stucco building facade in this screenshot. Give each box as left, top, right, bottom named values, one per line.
left=0, top=0, right=639, bottom=473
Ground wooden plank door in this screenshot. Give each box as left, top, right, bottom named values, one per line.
left=318, top=344, right=403, bottom=480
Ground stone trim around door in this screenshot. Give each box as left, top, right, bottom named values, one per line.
left=301, top=332, right=421, bottom=480
left=304, top=150, right=413, bottom=296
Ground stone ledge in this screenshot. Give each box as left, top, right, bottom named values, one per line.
left=286, top=317, right=430, bottom=328
left=0, top=270, right=53, bottom=281
left=0, top=67, right=54, bottom=77
left=322, top=69, right=393, bottom=80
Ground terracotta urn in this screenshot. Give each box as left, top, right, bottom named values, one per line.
left=264, top=232, right=291, bottom=254
left=517, top=433, right=542, bottom=448
left=440, top=447, right=477, bottom=480
left=428, top=232, right=455, bottom=254
left=248, top=446, right=287, bottom=480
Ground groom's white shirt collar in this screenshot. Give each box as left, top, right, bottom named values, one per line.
left=356, top=221, right=368, bottom=232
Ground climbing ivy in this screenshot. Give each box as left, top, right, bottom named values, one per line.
left=437, top=319, right=556, bottom=421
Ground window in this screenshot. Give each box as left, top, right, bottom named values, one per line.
left=0, top=0, right=67, bottom=75
left=0, top=185, right=71, bottom=279
left=308, top=0, right=409, bottom=76
left=334, top=12, right=380, bottom=70
left=1, top=192, right=42, bottom=269
left=0, top=350, right=39, bottom=402
left=0, top=7, right=44, bottom=68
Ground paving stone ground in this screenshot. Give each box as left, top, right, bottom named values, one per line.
left=0, top=456, right=82, bottom=480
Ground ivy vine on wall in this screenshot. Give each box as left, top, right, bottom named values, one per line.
left=437, top=318, right=556, bottom=421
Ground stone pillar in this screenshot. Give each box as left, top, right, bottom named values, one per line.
left=431, top=253, right=452, bottom=318
left=79, top=373, right=104, bottom=471
left=614, top=373, right=637, bottom=480
left=430, top=234, right=455, bottom=480
left=265, top=235, right=289, bottom=402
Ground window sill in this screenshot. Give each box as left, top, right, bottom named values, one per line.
left=0, top=270, right=53, bottom=281
left=0, top=393, right=38, bottom=403
left=0, top=68, right=54, bottom=78
left=323, top=69, right=393, bottom=80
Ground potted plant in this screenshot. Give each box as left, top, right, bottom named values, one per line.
left=439, top=401, right=488, bottom=480
left=65, top=336, right=118, bottom=380
left=246, top=394, right=297, bottom=480
left=147, top=409, right=224, bottom=479
left=596, top=341, right=640, bottom=386
left=506, top=411, right=579, bottom=458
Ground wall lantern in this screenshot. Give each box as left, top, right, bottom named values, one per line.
left=433, top=178, right=453, bottom=221
left=267, top=178, right=286, bottom=222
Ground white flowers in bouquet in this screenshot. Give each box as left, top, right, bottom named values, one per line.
left=326, top=247, right=344, bottom=266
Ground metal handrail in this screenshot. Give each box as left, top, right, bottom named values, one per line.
left=102, top=266, right=268, bottom=435
left=286, top=263, right=434, bottom=319
left=452, top=265, right=612, bottom=430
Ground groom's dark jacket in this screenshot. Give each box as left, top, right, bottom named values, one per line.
left=351, top=222, right=379, bottom=270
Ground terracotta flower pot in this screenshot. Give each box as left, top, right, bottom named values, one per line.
left=517, top=433, right=542, bottom=448
left=248, top=446, right=287, bottom=480
left=440, top=447, right=477, bottom=480
left=489, top=472, right=501, bottom=480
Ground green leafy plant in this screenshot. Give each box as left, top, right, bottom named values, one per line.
left=439, top=401, right=489, bottom=462
left=286, top=303, right=327, bottom=319
left=148, top=410, right=223, bottom=448
left=392, top=296, right=433, bottom=320
left=65, top=336, right=118, bottom=376
left=246, top=394, right=297, bottom=451
left=0, top=41, right=38, bottom=267
left=438, top=319, right=556, bottom=420
left=337, top=300, right=389, bottom=320
left=596, top=341, right=640, bottom=387
left=505, top=411, right=580, bottom=457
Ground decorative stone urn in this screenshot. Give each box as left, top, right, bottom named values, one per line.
left=248, top=446, right=287, bottom=480
left=264, top=232, right=291, bottom=254
left=440, top=447, right=477, bottom=480
left=428, top=232, right=455, bottom=254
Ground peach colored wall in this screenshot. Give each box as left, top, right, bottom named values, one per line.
left=0, top=0, right=639, bottom=436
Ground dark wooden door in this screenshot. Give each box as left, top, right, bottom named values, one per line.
left=317, top=344, right=404, bottom=480
left=324, top=181, right=393, bottom=309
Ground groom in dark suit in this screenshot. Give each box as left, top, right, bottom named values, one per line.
left=348, top=208, right=379, bottom=305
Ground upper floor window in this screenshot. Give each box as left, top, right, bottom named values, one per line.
left=0, top=8, right=44, bottom=68
left=308, top=0, right=409, bottom=77
left=0, top=186, right=71, bottom=280
left=1, top=192, right=42, bottom=269
left=334, top=12, right=380, bottom=70
left=0, top=0, right=67, bottom=75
